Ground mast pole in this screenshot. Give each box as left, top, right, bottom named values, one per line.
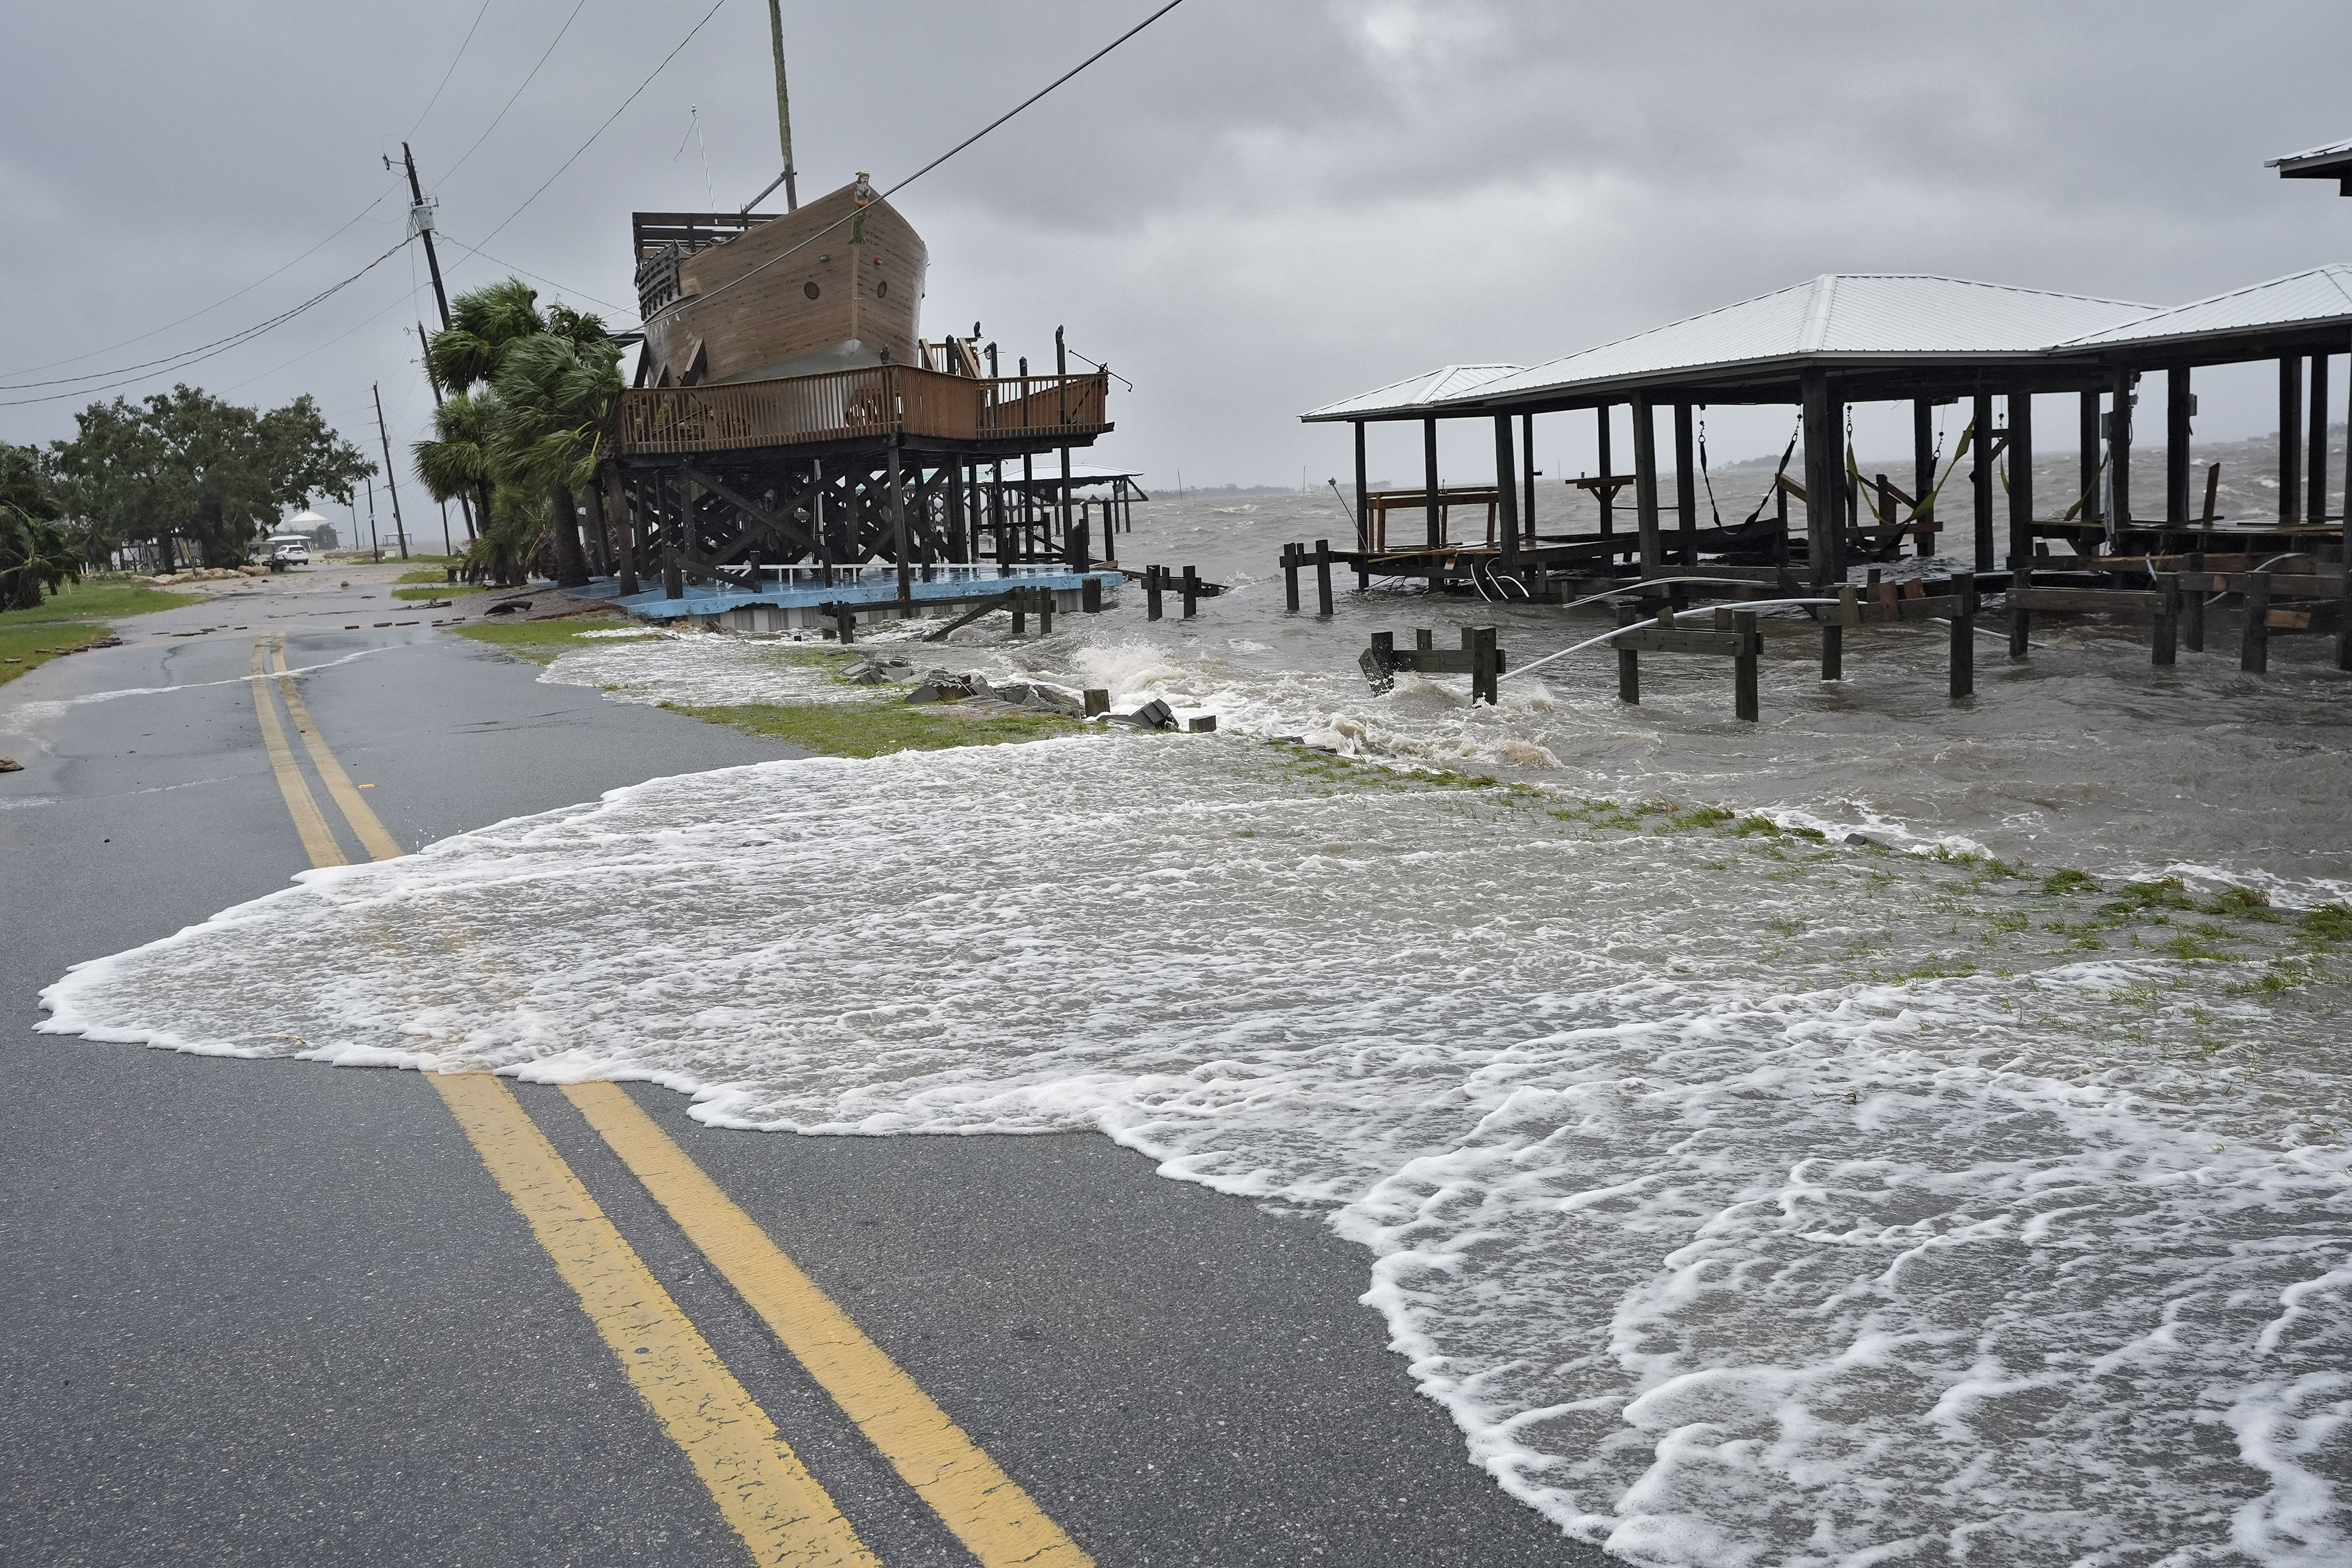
left=768, top=0, right=799, bottom=210
left=396, top=144, right=451, bottom=330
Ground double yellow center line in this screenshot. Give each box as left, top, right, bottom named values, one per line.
left=246, top=632, right=1090, bottom=1567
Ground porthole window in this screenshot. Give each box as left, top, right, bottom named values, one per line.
left=876, top=279, right=889, bottom=298
left=804, top=281, right=820, bottom=300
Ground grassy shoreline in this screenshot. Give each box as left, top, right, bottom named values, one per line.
left=1, top=578, right=204, bottom=687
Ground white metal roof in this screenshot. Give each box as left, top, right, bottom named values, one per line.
left=1442, top=274, right=2156, bottom=407
left=2061, top=264, right=2352, bottom=348
left=2267, top=137, right=2352, bottom=171
left=1300, top=363, right=1524, bottom=421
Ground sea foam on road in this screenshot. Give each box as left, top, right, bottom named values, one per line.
left=40, top=735, right=2350, bottom=1565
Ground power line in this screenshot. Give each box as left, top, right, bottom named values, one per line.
left=409, top=0, right=497, bottom=138
left=687, top=0, right=1189, bottom=319
left=435, top=230, right=636, bottom=321
left=0, top=237, right=414, bottom=408
left=438, top=0, right=589, bottom=185
left=473, top=0, right=730, bottom=250
left=0, top=183, right=404, bottom=380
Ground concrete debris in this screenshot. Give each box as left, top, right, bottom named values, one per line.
left=0, top=757, right=21, bottom=773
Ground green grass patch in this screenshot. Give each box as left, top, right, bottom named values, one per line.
left=1, top=577, right=207, bottom=686
left=2297, top=903, right=2352, bottom=945
left=2100, top=876, right=2196, bottom=915
left=2041, top=868, right=2100, bottom=896
left=452, top=614, right=628, bottom=664
left=673, top=699, right=1086, bottom=758
left=2205, top=884, right=2281, bottom=922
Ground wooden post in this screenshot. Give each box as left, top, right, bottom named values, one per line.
left=2309, top=351, right=2331, bottom=525
left=1801, top=371, right=1842, bottom=586
left=2153, top=572, right=2179, bottom=665
left=2165, top=366, right=2191, bottom=524
left=2007, top=391, right=2033, bottom=570
left=1774, top=482, right=1790, bottom=568
left=1673, top=403, right=1697, bottom=567
left=1821, top=617, right=1842, bottom=682
left=2184, top=552, right=2205, bottom=651
left=1081, top=575, right=1102, bottom=613
left=833, top=602, right=855, bottom=644
left=1493, top=415, right=1521, bottom=571
left=2280, top=355, right=2303, bottom=523
left=1971, top=391, right=1995, bottom=569
left=1466, top=626, right=1498, bottom=706
left=2337, top=556, right=2352, bottom=672
left=1182, top=565, right=1200, bottom=619
left=2080, top=390, right=2103, bottom=525
left=1912, top=399, right=1936, bottom=556
left=1011, top=591, right=1026, bottom=637
left=1521, top=411, right=1537, bottom=542
left=1314, top=539, right=1334, bottom=615
left=1733, top=610, right=1760, bottom=721
left=1616, top=603, right=1639, bottom=703
left=1038, top=586, right=1053, bottom=636
left=1876, top=474, right=1894, bottom=556
left=1352, top=421, right=1369, bottom=552
left=1146, top=564, right=1163, bottom=621
left=1632, top=395, right=1665, bottom=579
left=888, top=437, right=912, bottom=606
left=1422, top=417, right=1441, bottom=549
left=2107, top=368, right=2134, bottom=541
left=1282, top=543, right=1300, bottom=612
left=1597, top=405, right=1614, bottom=538
left=1950, top=570, right=1976, bottom=699
left=2242, top=571, right=2270, bottom=672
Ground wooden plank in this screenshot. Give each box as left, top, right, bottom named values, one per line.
left=2014, top=586, right=2157, bottom=618
left=1619, top=627, right=1747, bottom=656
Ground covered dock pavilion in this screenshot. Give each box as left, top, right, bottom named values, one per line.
left=1301, top=269, right=2352, bottom=609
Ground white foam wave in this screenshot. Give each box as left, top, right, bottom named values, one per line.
left=40, top=738, right=2351, bottom=1565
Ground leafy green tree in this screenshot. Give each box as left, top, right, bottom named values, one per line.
left=0, top=441, right=77, bottom=610
left=48, top=387, right=372, bottom=570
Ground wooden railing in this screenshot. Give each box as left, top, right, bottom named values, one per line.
left=612, top=366, right=1109, bottom=456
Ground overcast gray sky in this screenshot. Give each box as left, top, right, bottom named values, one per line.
left=6, top=0, right=2350, bottom=524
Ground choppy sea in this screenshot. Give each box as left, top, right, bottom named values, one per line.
left=40, top=496, right=2352, bottom=1565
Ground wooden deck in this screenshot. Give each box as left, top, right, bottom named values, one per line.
left=611, top=366, right=1110, bottom=458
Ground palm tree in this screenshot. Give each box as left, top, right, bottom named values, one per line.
left=410, top=391, right=508, bottom=580
left=489, top=332, right=624, bottom=589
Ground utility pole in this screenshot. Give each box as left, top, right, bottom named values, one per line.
left=417, top=320, right=476, bottom=543
left=372, top=382, right=410, bottom=561
left=768, top=0, right=799, bottom=210
left=365, top=477, right=381, bottom=562
left=391, top=143, right=451, bottom=329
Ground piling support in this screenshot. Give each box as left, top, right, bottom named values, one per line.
left=1912, top=399, right=1936, bottom=557
left=1352, top=421, right=1370, bottom=553
left=2008, top=391, right=2034, bottom=567
left=2184, top=553, right=2205, bottom=651
left=2108, top=368, right=2135, bottom=542
left=2312, top=352, right=2332, bottom=526
left=1673, top=403, right=1698, bottom=567
left=1821, top=620, right=1843, bottom=682
left=1521, top=411, right=1537, bottom=541
left=1422, top=417, right=1441, bottom=550
left=1146, top=564, right=1163, bottom=621
left=2166, top=367, right=2192, bottom=524
left=1950, top=571, right=1976, bottom=699
left=1733, top=611, right=1760, bottom=722
left=1282, top=543, right=1300, bottom=613
left=1494, top=414, right=1521, bottom=572
left=2080, top=390, right=2103, bottom=527
left=1182, top=566, right=1200, bottom=619
left=1596, top=405, right=1615, bottom=538
left=1971, top=391, right=1996, bottom=569
left=1314, top=539, right=1334, bottom=616
left=1081, top=576, right=1102, bottom=614
left=888, top=437, right=911, bottom=605
left=1801, top=371, right=1844, bottom=586
left=1467, top=626, right=1499, bottom=706
left=2337, top=558, right=2352, bottom=671
left=2242, top=572, right=2271, bottom=672
left=2153, top=573, right=2180, bottom=665
left=1616, top=603, right=1639, bottom=703
left=1632, top=396, right=1665, bottom=579
left=2280, top=356, right=2304, bottom=522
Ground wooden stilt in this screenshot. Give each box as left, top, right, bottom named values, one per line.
left=1597, top=406, right=1614, bottom=538
left=1617, top=603, right=1639, bottom=703
left=1182, top=565, right=1200, bottom=619
left=1493, top=415, right=1521, bottom=572
left=2184, top=552, right=2205, bottom=651
left=1733, top=611, right=1760, bottom=721
left=2107, top=368, right=2135, bottom=540
left=1971, top=391, right=1995, bottom=569
left=1673, top=403, right=1698, bottom=567
left=2080, top=390, right=2103, bottom=526
left=1632, top=395, right=1664, bottom=579
left=2309, top=352, right=2330, bottom=524
left=2007, top=391, right=2033, bottom=568
left=1282, top=543, right=1300, bottom=612
left=2153, top=573, right=2179, bottom=665
left=1913, top=399, right=1936, bottom=558
left=1422, top=417, right=1441, bottom=549
left=2165, top=366, right=2192, bottom=524
left=1146, top=564, right=1163, bottom=621
left=1314, top=539, right=1334, bottom=616
left=2280, top=356, right=2304, bottom=523
left=1801, top=371, right=1842, bottom=586
left=1352, top=421, right=1369, bottom=553
left=1521, top=412, right=1537, bottom=542
left=1821, top=620, right=1843, bottom=682
left=2242, top=572, right=2271, bottom=672
left=1950, top=571, right=1976, bottom=699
